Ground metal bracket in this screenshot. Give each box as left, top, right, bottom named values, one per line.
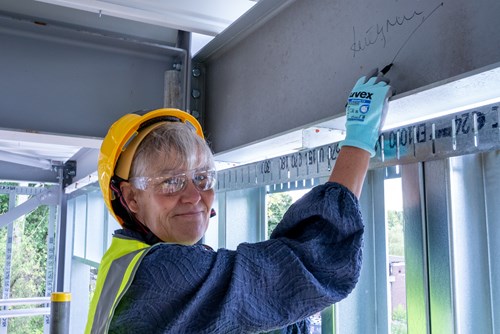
left=189, top=62, right=206, bottom=126
left=61, top=160, right=76, bottom=188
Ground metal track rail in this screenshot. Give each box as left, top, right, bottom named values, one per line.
left=216, top=102, right=500, bottom=192
left=0, top=185, right=47, bottom=196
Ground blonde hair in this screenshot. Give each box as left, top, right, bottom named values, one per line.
left=130, top=122, right=215, bottom=177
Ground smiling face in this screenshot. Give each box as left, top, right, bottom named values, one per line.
left=123, top=165, right=215, bottom=245
left=119, top=122, right=216, bottom=245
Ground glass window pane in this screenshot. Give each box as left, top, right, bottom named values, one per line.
left=86, top=191, right=104, bottom=262
left=106, top=211, right=120, bottom=251
left=225, top=188, right=261, bottom=250
left=204, top=194, right=219, bottom=249
left=384, top=171, right=408, bottom=333
left=73, top=196, right=87, bottom=258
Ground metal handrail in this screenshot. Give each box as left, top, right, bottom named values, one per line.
left=0, top=308, right=50, bottom=319
left=0, top=297, right=50, bottom=306
left=0, top=297, right=51, bottom=319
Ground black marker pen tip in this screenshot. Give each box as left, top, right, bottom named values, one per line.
left=381, top=63, right=393, bottom=75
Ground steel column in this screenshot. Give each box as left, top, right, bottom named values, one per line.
left=401, top=163, right=430, bottom=333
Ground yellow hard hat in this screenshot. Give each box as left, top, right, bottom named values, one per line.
left=98, top=108, right=204, bottom=226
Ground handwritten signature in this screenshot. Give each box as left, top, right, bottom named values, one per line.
left=351, top=2, right=444, bottom=58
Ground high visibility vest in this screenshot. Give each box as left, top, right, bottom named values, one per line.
left=85, top=234, right=154, bottom=334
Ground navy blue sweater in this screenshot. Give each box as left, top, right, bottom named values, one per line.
left=109, top=182, right=364, bottom=333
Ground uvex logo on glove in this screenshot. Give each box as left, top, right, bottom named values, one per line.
left=349, top=91, right=373, bottom=99
left=347, top=91, right=374, bottom=122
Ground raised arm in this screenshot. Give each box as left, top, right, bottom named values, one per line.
left=328, top=147, right=370, bottom=198
left=330, top=69, right=393, bottom=197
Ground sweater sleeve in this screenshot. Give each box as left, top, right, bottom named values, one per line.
left=110, top=182, right=364, bottom=334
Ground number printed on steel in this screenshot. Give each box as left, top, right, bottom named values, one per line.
left=216, top=103, right=500, bottom=192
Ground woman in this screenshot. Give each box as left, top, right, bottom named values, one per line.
left=85, top=70, right=392, bottom=333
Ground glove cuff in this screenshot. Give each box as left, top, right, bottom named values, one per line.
left=339, top=139, right=377, bottom=157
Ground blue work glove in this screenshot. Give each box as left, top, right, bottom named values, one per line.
left=339, top=69, right=393, bottom=156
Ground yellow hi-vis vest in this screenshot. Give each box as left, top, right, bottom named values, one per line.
left=85, top=234, right=155, bottom=334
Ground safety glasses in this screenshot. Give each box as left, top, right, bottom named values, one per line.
left=129, top=169, right=216, bottom=196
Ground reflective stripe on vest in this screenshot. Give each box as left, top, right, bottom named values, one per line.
left=85, top=235, right=153, bottom=334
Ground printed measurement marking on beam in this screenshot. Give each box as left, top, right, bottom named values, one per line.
left=218, top=104, right=499, bottom=191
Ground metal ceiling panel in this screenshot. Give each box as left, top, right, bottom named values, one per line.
left=33, top=0, right=257, bottom=35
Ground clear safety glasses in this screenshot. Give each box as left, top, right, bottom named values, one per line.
left=129, top=169, right=216, bottom=196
